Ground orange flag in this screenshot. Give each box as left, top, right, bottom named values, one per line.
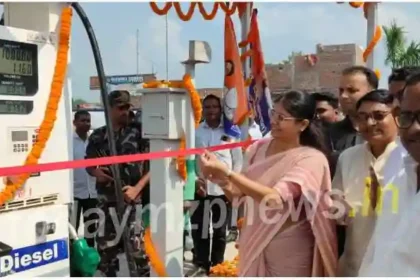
left=223, top=14, right=248, bottom=138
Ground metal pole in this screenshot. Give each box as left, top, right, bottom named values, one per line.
left=241, top=4, right=251, bottom=79
left=71, top=3, right=139, bottom=276
left=136, top=28, right=139, bottom=74
left=366, top=3, right=378, bottom=69
left=165, top=14, right=169, bottom=80
left=240, top=3, right=252, bottom=141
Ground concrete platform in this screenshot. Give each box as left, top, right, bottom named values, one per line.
left=75, top=216, right=238, bottom=277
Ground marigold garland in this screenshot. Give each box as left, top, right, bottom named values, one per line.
left=173, top=2, right=197, bottom=21
left=341, top=2, right=382, bottom=79
left=374, top=69, right=381, bottom=80
left=142, top=76, right=203, bottom=276
left=143, top=80, right=183, bottom=89
left=349, top=2, right=364, bottom=8
left=209, top=217, right=244, bottom=276
left=142, top=75, right=202, bottom=181
left=182, top=74, right=202, bottom=128
left=209, top=256, right=239, bottom=277
left=149, top=1, right=239, bottom=21
left=149, top=2, right=172, bottom=15
left=218, top=2, right=238, bottom=16
left=363, top=25, right=382, bottom=62
left=198, top=2, right=219, bottom=20
left=363, top=2, right=373, bottom=19
left=176, top=74, right=202, bottom=181
left=177, top=136, right=187, bottom=181
left=0, top=7, right=72, bottom=206
left=144, top=227, right=168, bottom=277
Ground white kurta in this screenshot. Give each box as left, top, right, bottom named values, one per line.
left=359, top=140, right=419, bottom=276
left=332, top=140, right=399, bottom=277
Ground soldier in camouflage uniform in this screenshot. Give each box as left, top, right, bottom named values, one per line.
left=85, top=90, right=150, bottom=277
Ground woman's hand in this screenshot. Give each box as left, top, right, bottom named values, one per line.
left=199, top=150, right=230, bottom=183
left=328, top=194, right=354, bottom=226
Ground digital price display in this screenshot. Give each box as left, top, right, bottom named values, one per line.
left=0, top=39, right=39, bottom=96
left=0, top=100, right=34, bottom=115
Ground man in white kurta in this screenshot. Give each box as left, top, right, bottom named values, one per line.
left=358, top=72, right=420, bottom=276
left=333, top=140, right=399, bottom=276
left=332, top=89, right=400, bottom=276
left=358, top=140, right=417, bottom=276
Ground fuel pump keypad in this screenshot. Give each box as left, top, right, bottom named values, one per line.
left=13, top=143, right=29, bottom=153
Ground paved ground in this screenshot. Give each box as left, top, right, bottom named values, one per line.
left=76, top=217, right=238, bottom=277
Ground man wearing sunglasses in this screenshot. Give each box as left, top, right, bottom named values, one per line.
left=332, top=89, right=399, bottom=276
left=85, top=90, right=150, bottom=277
left=359, top=72, right=420, bottom=276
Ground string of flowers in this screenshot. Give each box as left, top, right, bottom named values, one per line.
left=198, top=2, right=219, bottom=20
left=363, top=25, right=382, bottom=63
left=149, top=2, right=239, bottom=21
left=341, top=2, right=382, bottom=79
left=182, top=74, right=202, bottom=128
left=144, top=227, right=168, bottom=277
left=142, top=80, right=184, bottom=89
left=209, top=256, right=239, bottom=277
left=175, top=74, right=203, bottom=182
left=0, top=6, right=72, bottom=206
left=210, top=217, right=244, bottom=276
left=141, top=76, right=203, bottom=275
left=173, top=2, right=197, bottom=21
left=142, top=75, right=202, bottom=181
left=176, top=137, right=187, bottom=181
left=349, top=2, right=364, bottom=8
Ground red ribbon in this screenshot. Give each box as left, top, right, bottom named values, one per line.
left=0, top=140, right=256, bottom=177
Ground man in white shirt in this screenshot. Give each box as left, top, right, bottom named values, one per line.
left=190, top=94, right=243, bottom=274
left=240, top=117, right=263, bottom=141
left=72, top=110, right=98, bottom=247
left=358, top=71, right=420, bottom=276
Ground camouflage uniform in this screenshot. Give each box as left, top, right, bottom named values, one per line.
left=85, top=91, right=150, bottom=277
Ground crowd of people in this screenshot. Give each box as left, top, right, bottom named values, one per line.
left=69, top=65, right=420, bottom=277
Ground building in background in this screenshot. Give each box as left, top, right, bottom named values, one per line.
left=86, top=43, right=363, bottom=110
left=90, top=73, right=157, bottom=109
left=196, top=43, right=364, bottom=101
left=266, top=43, right=365, bottom=96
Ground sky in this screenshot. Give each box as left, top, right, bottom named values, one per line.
left=3, top=2, right=420, bottom=103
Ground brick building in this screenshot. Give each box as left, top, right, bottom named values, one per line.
left=267, top=43, right=365, bottom=96
left=111, top=43, right=363, bottom=110
left=194, top=43, right=364, bottom=100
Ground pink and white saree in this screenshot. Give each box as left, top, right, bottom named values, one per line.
left=237, top=138, right=338, bottom=277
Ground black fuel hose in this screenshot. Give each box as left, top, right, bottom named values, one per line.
left=70, top=2, right=139, bottom=277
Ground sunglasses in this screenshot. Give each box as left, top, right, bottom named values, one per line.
left=356, top=111, right=391, bottom=124
left=395, top=111, right=420, bottom=129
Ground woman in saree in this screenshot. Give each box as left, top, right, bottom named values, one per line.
left=199, top=91, right=338, bottom=276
